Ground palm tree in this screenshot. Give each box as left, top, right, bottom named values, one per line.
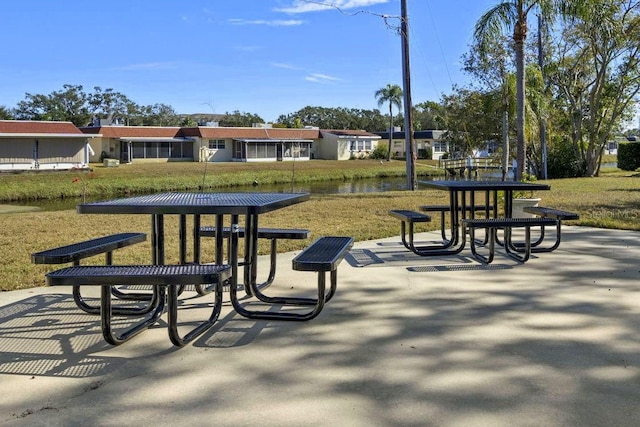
left=375, top=84, right=403, bottom=161
left=474, top=1, right=565, bottom=181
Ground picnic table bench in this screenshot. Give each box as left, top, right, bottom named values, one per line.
left=230, top=236, right=353, bottom=321
left=46, top=263, right=231, bottom=346
left=518, top=206, right=580, bottom=252
left=462, top=217, right=557, bottom=264
left=31, top=232, right=155, bottom=315
left=388, top=209, right=432, bottom=253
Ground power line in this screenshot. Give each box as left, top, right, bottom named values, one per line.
left=296, top=0, right=400, bottom=19
left=424, top=0, right=454, bottom=88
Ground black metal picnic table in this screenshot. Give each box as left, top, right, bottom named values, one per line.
left=77, top=192, right=311, bottom=318
left=415, top=180, right=551, bottom=256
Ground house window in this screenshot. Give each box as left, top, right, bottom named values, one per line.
left=130, top=141, right=193, bottom=159
left=246, top=142, right=277, bottom=159
left=209, top=139, right=225, bottom=149
left=434, top=141, right=447, bottom=152
left=349, top=140, right=372, bottom=152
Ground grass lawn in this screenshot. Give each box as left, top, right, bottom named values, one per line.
left=0, top=161, right=638, bottom=291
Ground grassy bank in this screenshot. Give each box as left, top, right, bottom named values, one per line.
left=1, top=161, right=638, bottom=292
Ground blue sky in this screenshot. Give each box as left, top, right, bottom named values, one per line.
left=0, top=1, right=525, bottom=122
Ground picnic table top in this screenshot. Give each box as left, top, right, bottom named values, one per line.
left=418, top=180, right=551, bottom=191
left=77, top=192, right=311, bottom=215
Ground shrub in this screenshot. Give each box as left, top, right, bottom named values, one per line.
left=547, top=139, right=584, bottom=178
left=418, top=148, right=432, bottom=159
left=617, top=142, right=640, bottom=171
left=369, top=144, right=388, bottom=160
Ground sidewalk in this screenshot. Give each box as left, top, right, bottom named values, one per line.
left=1, top=226, right=640, bottom=426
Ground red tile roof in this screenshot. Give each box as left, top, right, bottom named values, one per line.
left=180, top=127, right=321, bottom=139
left=2, top=121, right=380, bottom=140
left=79, top=126, right=182, bottom=138
left=0, top=120, right=83, bottom=134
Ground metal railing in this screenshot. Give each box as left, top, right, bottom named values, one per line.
left=438, top=157, right=504, bottom=178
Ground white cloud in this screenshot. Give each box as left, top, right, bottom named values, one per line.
left=228, top=18, right=303, bottom=26
left=271, top=62, right=303, bottom=70
left=275, top=0, right=389, bottom=14
left=305, top=73, right=342, bottom=83
left=234, top=45, right=262, bottom=52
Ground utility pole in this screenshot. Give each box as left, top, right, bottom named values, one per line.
left=538, top=14, right=548, bottom=179
left=401, top=0, right=417, bottom=190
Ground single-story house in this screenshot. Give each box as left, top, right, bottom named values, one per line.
left=0, top=120, right=93, bottom=171
left=79, top=125, right=193, bottom=163
left=79, top=123, right=381, bottom=163
left=374, top=130, right=448, bottom=160
left=317, top=129, right=381, bottom=160
left=182, top=125, right=320, bottom=162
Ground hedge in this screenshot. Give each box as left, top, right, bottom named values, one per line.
left=617, top=142, right=640, bottom=171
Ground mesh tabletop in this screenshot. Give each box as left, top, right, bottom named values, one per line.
left=418, top=180, right=550, bottom=192
left=77, top=192, right=310, bottom=215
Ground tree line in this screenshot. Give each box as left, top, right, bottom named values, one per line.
left=0, top=0, right=638, bottom=179
left=0, top=84, right=445, bottom=132
left=468, top=0, right=640, bottom=179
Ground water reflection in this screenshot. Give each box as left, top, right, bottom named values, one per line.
left=15, top=176, right=420, bottom=212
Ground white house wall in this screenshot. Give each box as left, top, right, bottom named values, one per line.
left=38, top=138, right=85, bottom=165
left=315, top=134, right=337, bottom=160
left=0, top=139, right=35, bottom=170
left=197, top=138, right=234, bottom=162
left=0, top=137, right=87, bottom=171
left=0, top=139, right=33, bottom=163
left=337, top=140, right=352, bottom=160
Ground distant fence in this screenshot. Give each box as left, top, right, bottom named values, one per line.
left=439, top=157, right=505, bottom=178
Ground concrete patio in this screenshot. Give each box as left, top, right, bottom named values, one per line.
left=1, top=226, right=639, bottom=426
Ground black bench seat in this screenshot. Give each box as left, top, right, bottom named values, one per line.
left=198, top=226, right=310, bottom=289
left=462, top=217, right=557, bottom=264
left=199, top=226, right=310, bottom=240
left=519, top=206, right=580, bottom=253
left=523, top=206, right=579, bottom=220
left=292, top=235, right=354, bottom=272
left=389, top=210, right=432, bottom=253
left=31, top=232, right=151, bottom=315
left=31, top=232, right=147, bottom=265
left=46, top=264, right=231, bottom=347
left=231, top=236, right=354, bottom=322
left=389, top=209, right=432, bottom=223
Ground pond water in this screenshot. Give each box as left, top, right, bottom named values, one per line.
left=12, top=167, right=533, bottom=212
left=14, top=176, right=422, bottom=212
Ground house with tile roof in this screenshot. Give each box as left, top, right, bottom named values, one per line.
left=182, top=125, right=320, bottom=162
left=0, top=120, right=93, bottom=171
left=317, top=129, right=382, bottom=160
left=79, top=123, right=381, bottom=163
left=0, top=120, right=382, bottom=169
left=80, top=125, right=192, bottom=163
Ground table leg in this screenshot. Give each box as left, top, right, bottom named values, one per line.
left=152, top=214, right=165, bottom=265
left=215, top=214, right=224, bottom=265
left=179, top=214, right=187, bottom=264
left=193, top=214, right=201, bottom=263
left=402, top=189, right=467, bottom=256
left=243, top=213, right=259, bottom=297
left=229, top=214, right=243, bottom=309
